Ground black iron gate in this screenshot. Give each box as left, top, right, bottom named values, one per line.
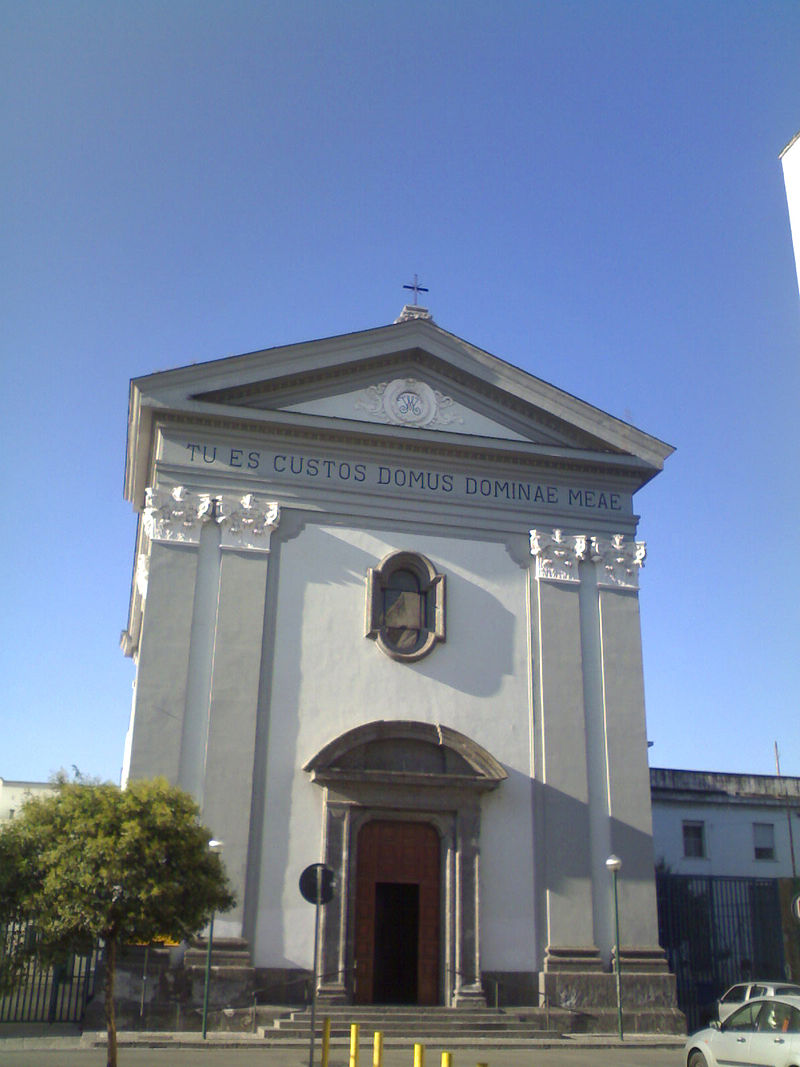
left=656, top=873, right=786, bottom=1032
left=0, top=920, right=100, bottom=1024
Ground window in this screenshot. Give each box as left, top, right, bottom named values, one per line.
left=682, top=820, right=706, bottom=858
left=724, top=1001, right=761, bottom=1031
left=720, top=984, right=748, bottom=1004
left=366, top=551, right=445, bottom=662
left=753, top=822, right=775, bottom=861
left=756, top=1001, right=800, bottom=1033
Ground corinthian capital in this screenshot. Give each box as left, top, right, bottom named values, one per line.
left=530, top=529, right=587, bottom=583
left=590, top=534, right=646, bottom=588
left=218, top=494, right=280, bottom=552
left=143, top=487, right=213, bottom=544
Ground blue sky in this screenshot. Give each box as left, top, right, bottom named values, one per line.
left=2, top=0, right=799, bottom=784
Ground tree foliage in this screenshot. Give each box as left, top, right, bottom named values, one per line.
left=0, top=776, right=235, bottom=1064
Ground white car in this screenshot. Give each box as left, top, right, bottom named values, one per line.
left=717, top=982, right=800, bottom=1022
left=685, top=995, right=800, bottom=1067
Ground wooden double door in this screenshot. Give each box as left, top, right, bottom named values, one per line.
left=354, top=820, right=440, bottom=1005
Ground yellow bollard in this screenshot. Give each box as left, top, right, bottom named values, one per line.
left=441, top=1053, right=452, bottom=1067
left=350, top=1022, right=360, bottom=1067
left=414, top=1042, right=425, bottom=1067
left=373, top=1030, right=383, bottom=1067
left=321, top=1017, right=331, bottom=1067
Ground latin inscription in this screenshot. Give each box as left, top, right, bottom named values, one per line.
left=180, top=442, right=625, bottom=512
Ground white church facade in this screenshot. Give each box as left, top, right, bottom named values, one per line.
left=120, top=306, right=679, bottom=1021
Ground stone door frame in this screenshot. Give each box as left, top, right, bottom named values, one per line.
left=303, top=720, right=506, bottom=1008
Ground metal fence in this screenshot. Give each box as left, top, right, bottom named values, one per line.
left=656, top=873, right=785, bottom=1032
left=0, top=920, right=100, bottom=1024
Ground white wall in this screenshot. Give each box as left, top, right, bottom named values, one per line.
left=652, top=800, right=799, bottom=878
left=252, top=518, right=536, bottom=971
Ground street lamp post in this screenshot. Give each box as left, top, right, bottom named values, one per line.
left=605, top=854, right=623, bottom=1041
left=202, top=840, right=224, bottom=1040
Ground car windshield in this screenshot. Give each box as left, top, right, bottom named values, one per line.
left=721, top=985, right=747, bottom=1002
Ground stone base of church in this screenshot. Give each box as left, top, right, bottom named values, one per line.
left=534, top=944, right=685, bottom=1034
left=84, top=940, right=258, bottom=1032
left=451, top=983, right=488, bottom=1008
left=183, top=937, right=256, bottom=1009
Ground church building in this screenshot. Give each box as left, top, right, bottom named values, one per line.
left=120, top=304, right=678, bottom=1021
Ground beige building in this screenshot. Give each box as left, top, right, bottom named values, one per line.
left=0, top=778, right=55, bottom=825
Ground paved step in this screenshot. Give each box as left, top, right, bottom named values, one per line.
left=258, top=1006, right=564, bottom=1045
left=266, top=1026, right=558, bottom=1038
left=259, top=1035, right=565, bottom=1048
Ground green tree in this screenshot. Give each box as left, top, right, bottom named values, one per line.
left=0, top=776, right=234, bottom=1067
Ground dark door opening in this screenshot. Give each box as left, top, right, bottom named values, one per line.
left=354, top=820, right=440, bottom=1004
left=372, top=882, right=419, bottom=1004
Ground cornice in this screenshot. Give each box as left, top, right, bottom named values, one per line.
left=193, top=349, right=617, bottom=454
left=151, top=412, right=650, bottom=488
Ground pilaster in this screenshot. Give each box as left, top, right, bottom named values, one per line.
left=530, top=527, right=672, bottom=1019
left=529, top=531, right=595, bottom=960
left=129, top=486, right=279, bottom=942
left=591, top=535, right=660, bottom=947
left=124, top=488, right=209, bottom=783
left=452, top=804, right=486, bottom=1006
left=201, top=495, right=280, bottom=939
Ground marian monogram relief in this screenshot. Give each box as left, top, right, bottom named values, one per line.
left=356, top=378, right=463, bottom=429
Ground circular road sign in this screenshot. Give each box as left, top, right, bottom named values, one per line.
left=299, top=863, right=335, bottom=905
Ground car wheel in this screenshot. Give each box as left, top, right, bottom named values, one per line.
left=687, top=1052, right=708, bottom=1067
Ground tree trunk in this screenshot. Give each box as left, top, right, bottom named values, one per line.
left=104, top=937, right=117, bottom=1067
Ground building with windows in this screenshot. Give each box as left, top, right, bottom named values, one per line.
left=0, top=778, right=55, bottom=825
left=120, top=306, right=681, bottom=1025
left=651, top=767, right=800, bottom=1028
left=650, top=767, right=800, bottom=879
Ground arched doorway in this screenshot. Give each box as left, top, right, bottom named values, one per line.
left=354, top=820, right=440, bottom=1004
left=303, top=720, right=507, bottom=1007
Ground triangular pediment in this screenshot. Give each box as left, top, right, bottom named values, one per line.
left=126, top=317, right=673, bottom=504
left=194, top=348, right=586, bottom=448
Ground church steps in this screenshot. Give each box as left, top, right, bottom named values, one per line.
left=259, top=1006, right=563, bottom=1042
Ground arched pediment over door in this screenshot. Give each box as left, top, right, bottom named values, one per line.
left=304, top=720, right=507, bottom=1007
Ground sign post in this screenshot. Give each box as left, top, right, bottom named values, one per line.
left=299, top=863, right=335, bottom=1067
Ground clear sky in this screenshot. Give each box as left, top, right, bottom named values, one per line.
left=2, top=0, right=799, bottom=785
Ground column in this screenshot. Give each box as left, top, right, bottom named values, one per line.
left=317, top=799, right=351, bottom=1004
left=529, top=531, right=599, bottom=971
left=591, top=535, right=663, bottom=959
left=453, top=804, right=486, bottom=1005
left=201, top=494, right=280, bottom=940
left=124, top=487, right=210, bottom=784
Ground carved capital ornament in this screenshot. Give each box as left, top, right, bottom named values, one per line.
left=529, top=529, right=587, bottom=583
left=531, top=529, right=645, bottom=588
left=590, top=534, right=646, bottom=589
left=143, top=487, right=280, bottom=552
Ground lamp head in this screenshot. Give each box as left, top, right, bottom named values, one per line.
left=605, top=854, right=622, bottom=873
left=208, top=839, right=224, bottom=853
